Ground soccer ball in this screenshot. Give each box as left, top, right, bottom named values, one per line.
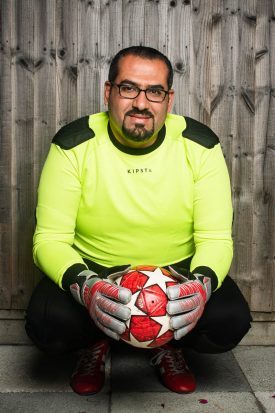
left=115, top=265, right=178, bottom=349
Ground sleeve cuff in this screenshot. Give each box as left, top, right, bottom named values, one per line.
left=192, top=266, right=219, bottom=291
left=62, top=263, right=88, bottom=290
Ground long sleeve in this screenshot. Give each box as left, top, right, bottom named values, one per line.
left=189, top=142, right=233, bottom=289
left=33, top=144, right=88, bottom=288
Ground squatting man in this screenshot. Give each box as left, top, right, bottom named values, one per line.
left=26, top=46, right=251, bottom=395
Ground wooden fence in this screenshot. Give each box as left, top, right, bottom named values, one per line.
left=0, top=0, right=274, bottom=343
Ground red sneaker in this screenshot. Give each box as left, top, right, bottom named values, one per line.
left=151, top=344, right=196, bottom=393
left=70, top=339, right=110, bottom=395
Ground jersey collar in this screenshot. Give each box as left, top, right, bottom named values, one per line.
left=108, top=123, right=166, bottom=155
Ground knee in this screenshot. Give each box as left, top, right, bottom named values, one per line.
left=189, top=313, right=252, bottom=354
left=25, top=278, right=98, bottom=354
left=25, top=302, right=67, bottom=355
left=230, top=307, right=252, bottom=343
left=25, top=281, right=78, bottom=354
left=207, top=305, right=252, bottom=351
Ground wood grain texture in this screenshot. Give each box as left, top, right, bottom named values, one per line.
left=33, top=0, right=56, bottom=184
left=0, top=0, right=274, bottom=321
left=10, top=0, right=36, bottom=309
left=168, top=1, right=193, bottom=116
left=78, top=0, right=101, bottom=116
left=0, top=0, right=12, bottom=308
left=250, top=0, right=272, bottom=311
left=55, top=0, right=78, bottom=127
left=230, top=0, right=257, bottom=306
left=267, top=0, right=275, bottom=312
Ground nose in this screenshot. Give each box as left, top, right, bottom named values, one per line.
left=132, top=90, right=149, bottom=110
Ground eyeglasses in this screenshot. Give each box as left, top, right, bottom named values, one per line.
left=110, top=82, right=169, bottom=103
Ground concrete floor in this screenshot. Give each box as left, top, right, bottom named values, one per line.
left=0, top=344, right=274, bottom=413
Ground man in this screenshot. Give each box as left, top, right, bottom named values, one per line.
left=26, top=46, right=251, bottom=395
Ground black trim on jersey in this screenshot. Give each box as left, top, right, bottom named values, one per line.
left=52, top=116, right=95, bottom=150
left=108, top=123, right=166, bottom=155
left=183, top=116, right=219, bottom=149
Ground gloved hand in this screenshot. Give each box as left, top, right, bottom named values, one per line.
left=70, top=265, right=132, bottom=340
left=166, top=266, right=211, bottom=340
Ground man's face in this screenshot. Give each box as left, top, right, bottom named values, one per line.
left=104, top=55, right=174, bottom=148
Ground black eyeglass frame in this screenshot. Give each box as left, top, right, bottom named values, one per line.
left=109, top=82, right=170, bottom=103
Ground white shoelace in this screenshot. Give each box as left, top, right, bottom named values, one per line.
left=150, top=348, right=188, bottom=375
left=74, top=342, right=107, bottom=376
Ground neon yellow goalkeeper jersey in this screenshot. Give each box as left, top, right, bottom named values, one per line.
left=33, top=112, right=233, bottom=289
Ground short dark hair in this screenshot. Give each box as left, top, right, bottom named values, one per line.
left=108, top=46, right=174, bottom=89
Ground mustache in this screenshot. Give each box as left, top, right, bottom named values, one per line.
left=125, top=109, right=153, bottom=118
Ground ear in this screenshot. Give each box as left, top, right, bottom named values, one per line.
left=167, top=89, right=175, bottom=113
left=104, top=81, right=112, bottom=105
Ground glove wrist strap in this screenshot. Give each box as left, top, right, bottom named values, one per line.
left=69, top=270, right=99, bottom=305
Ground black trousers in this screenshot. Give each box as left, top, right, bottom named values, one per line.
left=25, top=275, right=252, bottom=355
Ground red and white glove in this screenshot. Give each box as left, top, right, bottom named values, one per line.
left=166, top=266, right=211, bottom=340
left=70, top=266, right=132, bottom=340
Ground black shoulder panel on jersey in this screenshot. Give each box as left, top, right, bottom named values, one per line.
left=183, top=116, right=219, bottom=149
left=52, top=116, right=95, bottom=149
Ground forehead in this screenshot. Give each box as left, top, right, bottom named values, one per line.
left=116, top=55, right=169, bottom=88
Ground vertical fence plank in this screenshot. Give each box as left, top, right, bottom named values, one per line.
left=211, top=0, right=240, bottom=177
left=208, top=0, right=225, bottom=131
left=144, top=0, right=166, bottom=50
left=33, top=0, right=56, bottom=192
left=10, top=0, right=35, bottom=308
left=167, top=1, right=193, bottom=116
left=56, top=0, right=78, bottom=127
left=230, top=0, right=257, bottom=303
left=267, top=0, right=275, bottom=311
left=189, top=0, right=214, bottom=124
left=122, top=0, right=145, bottom=47
left=0, top=0, right=12, bottom=308
left=250, top=0, right=272, bottom=311
left=77, top=0, right=101, bottom=117
left=99, top=0, right=123, bottom=111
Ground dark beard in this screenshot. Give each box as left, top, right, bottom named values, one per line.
left=122, top=111, right=155, bottom=142
left=122, top=123, right=154, bottom=142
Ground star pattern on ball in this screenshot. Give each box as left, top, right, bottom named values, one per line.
left=126, top=291, right=147, bottom=320
left=115, top=266, right=178, bottom=348
left=127, top=333, right=153, bottom=348
left=139, top=267, right=175, bottom=292
left=150, top=315, right=171, bottom=337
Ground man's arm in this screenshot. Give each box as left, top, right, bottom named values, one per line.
left=190, top=142, right=233, bottom=290
left=33, top=143, right=88, bottom=287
